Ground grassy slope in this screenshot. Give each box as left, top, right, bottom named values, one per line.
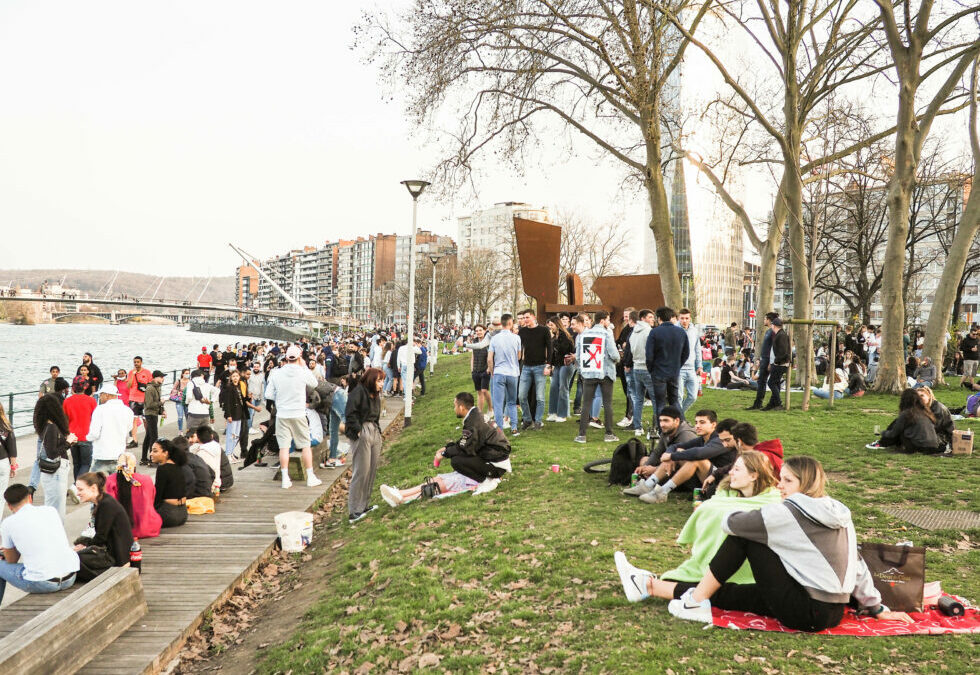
left=261, top=356, right=980, bottom=674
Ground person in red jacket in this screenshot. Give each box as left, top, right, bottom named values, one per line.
left=64, top=377, right=97, bottom=488
left=700, top=423, right=783, bottom=500
left=127, top=356, right=153, bottom=449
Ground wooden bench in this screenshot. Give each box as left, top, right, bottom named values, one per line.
left=0, top=567, right=147, bottom=675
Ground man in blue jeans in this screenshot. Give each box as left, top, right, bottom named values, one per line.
left=629, top=309, right=657, bottom=436
left=0, top=484, right=79, bottom=604
left=677, top=308, right=703, bottom=417
left=517, top=309, right=552, bottom=430
left=645, top=307, right=690, bottom=432
left=488, top=314, right=522, bottom=435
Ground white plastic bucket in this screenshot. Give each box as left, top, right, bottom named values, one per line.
left=275, top=511, right=314, bottom=552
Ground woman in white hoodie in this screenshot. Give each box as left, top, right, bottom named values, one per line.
left=616, top=456, right=913, bottom=631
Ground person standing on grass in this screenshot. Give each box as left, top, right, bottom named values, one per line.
left=747, top=313, right=777, bottom=410
left=488, top=314, right=523, bottom=436
left=677, top=309, right=702, bottom=417
left=517, top=309, right=552, bottom=431
left=546, top=317, right=574, bottom=423
left=264, top=345, right=320, bottom=489
left=574, top=311, right=620, bottom=444
left=760, top=318, right=790, bottom=410
left=645, top=307, right=690, bottom=431
left=468, top=325, right=493, bottom=417
left=344, top=368, right=385, bottom=524
left=628, top=309, right=656, bottom=438
left=615, top=308, right=636, bottom=429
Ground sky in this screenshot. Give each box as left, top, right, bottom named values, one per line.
left=0, top=0, right=650, bottom=279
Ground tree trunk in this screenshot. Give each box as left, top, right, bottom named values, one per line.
left=875, top=76, right=919, bottom=394
left=756, top=174, right=790, bottom=323
left=645, top=172, right=682, bottom=308
left=784, top=168, right=814, bottom=409
left=923, top=171, right=980, bottom=384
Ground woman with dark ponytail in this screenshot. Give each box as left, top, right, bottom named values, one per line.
left=74, top=471, right=135, bottom=571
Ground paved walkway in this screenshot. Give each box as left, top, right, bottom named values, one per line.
left=0, top=397, right=403, bottom=674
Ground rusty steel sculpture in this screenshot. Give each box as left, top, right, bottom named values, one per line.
left=513, top=217, right=665, bottom=330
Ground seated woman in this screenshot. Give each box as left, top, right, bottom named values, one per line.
left=870, top=389, right=941, bottom=454
left=150, top=439, right=188, bottom=527
left=105, top=452, right=161, bottom=539
left=615, top=456, right=913, bottom=631
left=619, top=452, right=780, bottom=591
left=719, top=358, right=753, bottom=390
left=708, top=358, right=723, bottom=388
left=916, top=386, right=954, bottom=451
left=172, top=436, right=214, bottom=499
left=73, top=472, right=134, bottom=569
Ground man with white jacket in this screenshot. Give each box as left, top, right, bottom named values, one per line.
left=87, top=385, right=135, bottom=474
left=264, top=345, right=319, bottom=489
left=184, top=369, right=219, bottom=432
left=629, top=309, right=657, bottom=437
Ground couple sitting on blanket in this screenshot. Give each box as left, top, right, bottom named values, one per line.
left=615, top=455, right=913, bottom=631
left=379, top=392, right=512, bottom=507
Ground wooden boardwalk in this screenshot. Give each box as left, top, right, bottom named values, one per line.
left=1, top=399, right=402, bottom=675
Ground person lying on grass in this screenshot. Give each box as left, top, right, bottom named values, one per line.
left=379, top=392, right=511, bottom=506
left=866, top=389, right=941, bottom=454
left=622, top=410, right=736, bottom=504
left=615, top=455, right=913, bottom=631
left=698, top=423, right=783, bottom=501
left=619, top=452, right=781, bottom=593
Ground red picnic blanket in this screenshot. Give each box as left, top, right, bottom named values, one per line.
left=713, top=596, right=980, bottom=635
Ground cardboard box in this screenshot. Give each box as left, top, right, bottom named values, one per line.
left=951, top=429, right=974, bottom=456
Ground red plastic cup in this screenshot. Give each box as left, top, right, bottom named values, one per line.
left=550, top=464, right=560, bottom=473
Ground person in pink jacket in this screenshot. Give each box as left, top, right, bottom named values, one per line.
left=104, top=452, right=161, bottom=539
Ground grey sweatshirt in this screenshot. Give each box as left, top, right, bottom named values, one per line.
left=723, top=493, right=882, bottom=607
left=629, top=320, right=651, bottom=369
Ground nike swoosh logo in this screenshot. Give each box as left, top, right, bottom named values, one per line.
left=629, top=575, right=644, bottom=593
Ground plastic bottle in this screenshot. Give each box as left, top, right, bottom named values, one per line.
left=130, top=539, right=142, bottom=573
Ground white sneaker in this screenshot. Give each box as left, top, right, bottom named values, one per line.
left=622, top=481, right=653, bottom=497
left=865, top=442, right=881, bottom=450
left=554, top=417, right=567, bottom=422
left=589, top=420, right=603, bottom=429
left=306, top=474, right=322, bottom=488
left=616, top=417, right=633, bottom=428
left=639, top=485, right=669, bottom=503
left=546, top=414, right=558, bottom=422
left=644, top=400, right=653, bottom=407
left=574, top=435, right=587, bottom=444
left=491, top=458, right=513, bottom=473
left=380, top=484, right=403, bottom=507
left=473, top=478, right=501, bottom=495
left=668, top=588, right=713, bottom=624
left=281, top=476, right=292, bottom=489
left=604, top=433, right=619, bottom=443
left=614, top=551, right=655, bottom=603
left=634, top=429, right=645, bottom=437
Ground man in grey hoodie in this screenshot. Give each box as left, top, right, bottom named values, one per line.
left=628, top=309, right=657, bottom=437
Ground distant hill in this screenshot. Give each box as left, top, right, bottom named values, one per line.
left=0, top=269, right=234, bottom=305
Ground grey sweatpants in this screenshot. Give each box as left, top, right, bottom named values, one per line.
left=348, top=422, right=381, bottom=515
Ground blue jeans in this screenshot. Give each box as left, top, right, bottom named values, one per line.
left=28, top=438, right=43, bottom=490
left=548, top=365, right=573, bottom=418
left=811, top=388, right=846, bottom=399
left=225, top=420, right=241, bottom=456
left=328, top=388, right=348, bottom=460
left=913, top=381, right=933, bottom=389
left=678, top=367, right=699, bottom=416
left=519, top=365, right=547, bottom=424
left=624, top=370, right=636, bottom=419
left=491, top=374, right=519, bottom=431
left=175, top=402, right=187, bottom=431
left=71, top=441, right=93, bottom=480
left=382, top=366, right=394, bottom=394
left=0, top=459, right=9, bottom=523
left=631, top=369, right=657, bottom=430
left=0, top=561, right=76, bottom=605
left=39, top=458, right=70, bottom=521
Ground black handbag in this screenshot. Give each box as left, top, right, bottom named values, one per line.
left=420, top=477, right=442, bottom=500
left=38, top=456, right=62, bottom=474
left=76, top=545, right=115, bottom=582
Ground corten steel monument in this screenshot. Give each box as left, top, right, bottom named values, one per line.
left=513, top=217, right=666, bottom=330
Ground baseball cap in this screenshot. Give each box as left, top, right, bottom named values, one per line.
left=202, top=346, right=207, bottom=352
left=285, top=345, right=303, bottom=361
left=152, top=370, right=165, bottom=378
left=95, top=384, right=118, bottom=396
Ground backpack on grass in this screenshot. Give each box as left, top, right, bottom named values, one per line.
left=608, top=437, right=648, bottom=486
left=967, top=392, right=980, bottom=417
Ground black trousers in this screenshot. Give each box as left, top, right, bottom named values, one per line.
left=449, top=454, right=506, bottom=483
left=579, top=377, right=614, bottom=434
left=767, top=365, right=787, bottom=405
left=157, top=502, right=188, bottom=528
left=752, top=363, right=770, bottom=405
left=141, top=415, right=159, bottom=462
left=618, top=368, right=633, bottom=418
left=673, top=535, right=845, bottom=632
left=416, top=369, right=426, bottom=395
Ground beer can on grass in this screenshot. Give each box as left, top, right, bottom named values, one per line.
left=693, top=488, right=702, bottom=502
left=630, top=473, right=639, bottom=487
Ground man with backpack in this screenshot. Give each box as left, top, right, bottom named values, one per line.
left=184, top=369, right=219, bottom=432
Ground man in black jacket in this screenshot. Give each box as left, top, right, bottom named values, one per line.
left=645, top=307, right=690, bottom=431
left=616, top=309, right=636, bottom=428
left=763, top=318, right=791, bottom=410
left=747, top=312, right=778, bottom=410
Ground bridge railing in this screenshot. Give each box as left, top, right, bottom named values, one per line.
left=4, top=371, right=181, bottom=434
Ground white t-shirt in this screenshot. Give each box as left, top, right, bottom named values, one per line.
left=306, top=408, right=324, bottom=444
left=0, top=504, right=80, bottom=581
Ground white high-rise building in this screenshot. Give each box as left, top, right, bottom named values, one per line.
left=457, top=202, right=550, bottom=257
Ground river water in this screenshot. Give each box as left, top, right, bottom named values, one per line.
left=0, top=324, right=258, bottom=426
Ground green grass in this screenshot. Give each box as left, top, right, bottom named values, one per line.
left=260, top=358, right=980, bottom=674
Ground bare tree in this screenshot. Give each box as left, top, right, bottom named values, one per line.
left=457, top=249, right=510, bottom=322
left=870, top=0, right=979, bottom=393
left=924, top=53, right=980, bottom=378
left=363, top=0, right=721, bottom=308
left=555, top=211, right=633, bottom=302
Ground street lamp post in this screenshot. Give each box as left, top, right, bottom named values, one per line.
left=400, top=179, right=430, bottom=427
left=428, top=253, right=444, bottom=374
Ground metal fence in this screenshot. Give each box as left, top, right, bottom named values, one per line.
left=4, top=370, right=182, bottom=434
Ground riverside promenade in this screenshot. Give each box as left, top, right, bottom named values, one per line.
left=0, top=398, right=404, bottom=674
